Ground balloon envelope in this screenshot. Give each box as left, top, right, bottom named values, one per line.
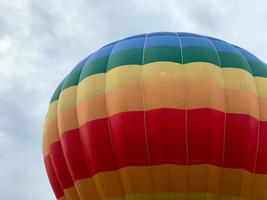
left=42, top=32, right=267, bottom=200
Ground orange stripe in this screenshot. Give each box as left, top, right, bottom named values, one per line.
left=58, top=106, right=78, bottom=136
left=63, top=186, right=80, bottom=200
left=59, top=165, right=267, bottom=200
left=57, top=85, right=263, bottom=135
left=58, top=196, right=67, bottom=200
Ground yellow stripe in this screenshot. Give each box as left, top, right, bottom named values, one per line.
left=77, top=73, right=106, bottom=103
left=106, top=65, right=143, bottom=93
left=46, top=100, right=58, bottom=123
left=42, top=123, right=49, bottom=156
left=54, top=62, right=267, bottom=114
left=60, top=164, right=267, bottom=200
left=42, top=100, right=60, bottom=156
left=223, top=68, right=257, bottom=95
left=55, top=62, right=267, bottom=113
left=48, top=62, right=267, bottom=119
left=43, top=99, right=60, bottom=155
left=58, top=86, right=77, bottom=111
left=255, top=77, right=267, bottom=97
left=75, top=62, right=265, bottom=107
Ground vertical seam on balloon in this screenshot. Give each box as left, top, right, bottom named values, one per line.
left=44, top=120, right=66, bottom=200
left=55, top=80, right=82, bottom=200
left=140, top=33, right=155, bottom=200
left=164, top=33, right=179, bottom=200
left=199, top=36, right=215, bottom=200
left=103, top=40, right=127, bottom=200
left=235, top=48, right=261, bottom=200
left=43, top=111, right=64, bottom=197
left=77, top=66, right=101, bottom=200
left=75, top=54, right=105, bottom=200
left=176, top=32, right=189, bottom=200
left=47, top=154, right=65, bottom=199
left=76, top=57, right=94, bottom=200
left=49, top=102, right=66, bottom=198
left=66, top=67, right=88, bottom=200
left=205, top=37, right=226, bottom=200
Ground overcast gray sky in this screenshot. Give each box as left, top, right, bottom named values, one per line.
left=0, top=0, right=266, bottom=199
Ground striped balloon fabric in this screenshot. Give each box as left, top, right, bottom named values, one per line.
left=42, top=32, right=267, bottom=200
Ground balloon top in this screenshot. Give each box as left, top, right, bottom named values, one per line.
left=50, top=32, right=267, bottom=103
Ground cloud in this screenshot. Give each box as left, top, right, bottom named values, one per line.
left=0, top=0, right=266, bottom=199
left=0, top=131, right=11, bottom=144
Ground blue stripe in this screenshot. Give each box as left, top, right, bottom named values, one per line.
left=122, top=34, right=146, bottom=41
left=206, top=36, right=225, bottom=42
left=88, top=43, right=115, bottom=61
left=73, top=32, right=266, bottom=71
left=149, top=32, right=177, bottom=37
left=73, top=55, right=91, bottom=70
left=178, top=32, right=202, bottom=37
left=236, top=47, right=262, bottom=62
left=211, top=40, right=239, bottom=54
left=180, top=36, right=214, bottom=49
left=112, top=37, right=145, bottom=53
left=146, top=36, right=180, bottom=48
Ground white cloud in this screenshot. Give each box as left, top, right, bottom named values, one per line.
left=0, top=131, right=10, bottom=143
left=0, top=0, right=266, bottom=199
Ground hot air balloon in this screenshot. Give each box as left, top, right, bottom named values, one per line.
left=42, top=32, right=267, bottom=200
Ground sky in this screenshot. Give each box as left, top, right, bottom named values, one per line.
left=0, top=0, right=266, bottom=199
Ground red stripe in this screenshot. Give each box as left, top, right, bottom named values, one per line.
left=60, top=129, right=91, bottom=180
left=187, top=108, right=225, bottom=166
left=46, top=108, right=267, bottom=190
left=109, top=111, right=149, bottom=167
left=255, top=121, right=267, bottom=174
left=79, top=118, right=117, bottom=174
left=44, top=155, right=64, bottom=198
left=146, top=109, right=187, bottom=165
left=223, top=114, right=258, bottom=171
left=49, top=141, right=75, bottom=189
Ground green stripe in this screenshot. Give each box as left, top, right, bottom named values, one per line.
left=50, top=81, right=64, bottom=103
left=183, top=46, right=220, bottom=66
left=248, top=60, right=267, bottom=77
left=50, top=46, right=267, bottom=104
left=61, top=67, right=83, bottom=91
left=107, top=48, right=143, bottom=71
left=143, top=46, right=182, bottom=64
left=218, top=51, right=252, bottom=73
left=79, top=56, right=109, bottom=81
